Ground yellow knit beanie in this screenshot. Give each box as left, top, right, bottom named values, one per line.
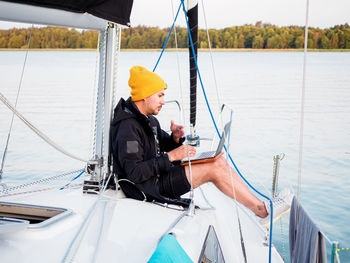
left=128, top=66, right=167, bottom=101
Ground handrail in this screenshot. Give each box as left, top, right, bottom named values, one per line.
left=165, top=100, right=182, bottom=123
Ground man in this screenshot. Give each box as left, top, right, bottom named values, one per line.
left=110, top=66, right=292, bottom=227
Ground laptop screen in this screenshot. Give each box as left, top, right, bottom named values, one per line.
left=215, top=121, right=232, bottom=156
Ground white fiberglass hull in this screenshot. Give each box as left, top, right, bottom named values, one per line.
left=0, top=183, right=283, bottom=262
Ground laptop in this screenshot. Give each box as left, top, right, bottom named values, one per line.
left=181, top=121, right=232, bottom=165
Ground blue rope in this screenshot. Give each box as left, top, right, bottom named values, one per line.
left=152, top=1, right=274, bottom=262
left=60, top=170, right=85, bottom=190
left=179, top=0, right=274, bottom=262
left=152, top=1, right=182, bottom=73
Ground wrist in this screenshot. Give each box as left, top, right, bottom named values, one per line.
left=172, top=133, right=179, bottom=144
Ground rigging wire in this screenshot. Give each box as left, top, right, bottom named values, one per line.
left=171, top=0, right=184, bottom=120
left=200, top=0, right=223, bottom=129
left=0, top=25, right=33, bottom=179
left=154, top=0, right=196, bottom=214
left=173, top=0, right=196, bottom=214
left=295, top=0, right=311, bottom=257
left=179, top=0, right=275, bottom=261
left=297, top=0, right=310, bottom=201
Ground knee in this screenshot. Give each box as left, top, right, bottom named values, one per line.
left=208, top=156, right=229, bottom=181
left=214, top=156, right=229, bottom=169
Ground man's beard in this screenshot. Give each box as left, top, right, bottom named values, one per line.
left=152, top=106, right=162, bottom=115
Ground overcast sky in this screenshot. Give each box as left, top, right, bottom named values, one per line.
left=130, top=0, right=350, bottom=29
left=0, top=0, right=349, bottom=29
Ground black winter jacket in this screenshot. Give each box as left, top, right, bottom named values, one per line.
left=110, top=97, right=187, bottom=205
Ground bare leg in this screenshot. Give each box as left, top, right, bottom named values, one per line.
left=184, top=156, right=268, bottom=218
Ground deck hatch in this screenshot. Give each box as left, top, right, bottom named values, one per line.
left=0, top=201, right=71, bottom=227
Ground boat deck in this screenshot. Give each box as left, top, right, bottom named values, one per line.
left=0, top=183, right=284, bottom=262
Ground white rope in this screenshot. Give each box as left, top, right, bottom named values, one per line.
left=297, top=0, right=310, bottom=200
left=0, top=25, right=33, bottom=178
left=0, top=92, right=98, bottom=165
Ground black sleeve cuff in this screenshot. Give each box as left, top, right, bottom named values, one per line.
left=178, top=136, right=185, bottom=145
left=157, top=153, right=172, bottom=173
left=171, top=132, right=185, bottom=146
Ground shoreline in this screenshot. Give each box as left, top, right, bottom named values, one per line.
left=1, top=48, right=349, bottom=52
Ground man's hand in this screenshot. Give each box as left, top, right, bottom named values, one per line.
left=167, top=145, right=196, bottom=162
left=170, top=120, right=185, bottom=143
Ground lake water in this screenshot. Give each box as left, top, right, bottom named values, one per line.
left=1, top=50, right=349, bottom=262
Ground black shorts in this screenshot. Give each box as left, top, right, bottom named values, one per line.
left=159, top=165, right=191, bottom=199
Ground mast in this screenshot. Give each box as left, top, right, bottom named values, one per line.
left=90, top=24, right=121, bottom=187
left=0, top=0, right=133, bottom=190
left=186, top=0, right=199, bottom=146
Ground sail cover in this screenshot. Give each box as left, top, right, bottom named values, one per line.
left=187, top=1, right=198, bottom=128
left=0, top=0, right=133, bottom=26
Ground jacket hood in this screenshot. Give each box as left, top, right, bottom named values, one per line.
left=111, top=97, right=148, bottom=127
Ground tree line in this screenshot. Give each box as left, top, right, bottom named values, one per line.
left=1, top=22, right=349, bottom=49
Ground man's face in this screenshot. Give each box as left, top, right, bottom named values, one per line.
left=144, top=90, right=165, bottom=115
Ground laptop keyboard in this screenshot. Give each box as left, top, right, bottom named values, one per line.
left=196, top=151, right=216, bottom=159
